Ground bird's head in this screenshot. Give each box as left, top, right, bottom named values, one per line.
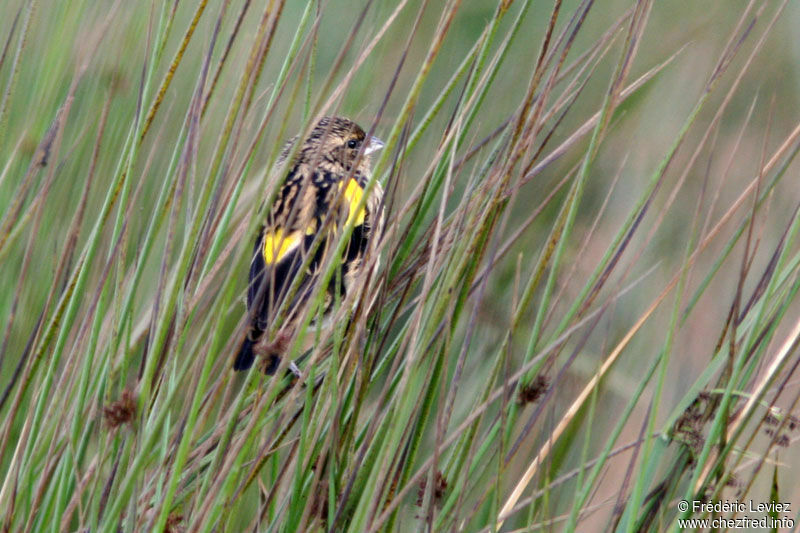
left=302, top=116, right=384, bottom=173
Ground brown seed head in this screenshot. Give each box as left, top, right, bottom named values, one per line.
left=517, top=374, right=549, bottom=405
left=103, top=388, right=137, bottom=429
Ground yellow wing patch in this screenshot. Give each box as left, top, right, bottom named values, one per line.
left=263, top=179, right=365, bottom=264
left=262, top=228, right=301, bottom=264
left=340, top=178, right=366, bottom=227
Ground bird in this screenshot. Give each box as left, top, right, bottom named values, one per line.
left=233, top=116, right=385, bottom=374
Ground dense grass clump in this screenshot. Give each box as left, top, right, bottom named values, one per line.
left=2, top=0, right=800, bottom=531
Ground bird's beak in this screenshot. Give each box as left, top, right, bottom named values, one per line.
left=365, top=136, right=385, bottom=155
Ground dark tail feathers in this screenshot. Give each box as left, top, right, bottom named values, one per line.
left=233, top=332, right=280, bottom=374
left=233, top=335, right=257, bottom=371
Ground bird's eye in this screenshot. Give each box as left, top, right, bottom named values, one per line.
left=347, top=139, right=359, bottom=149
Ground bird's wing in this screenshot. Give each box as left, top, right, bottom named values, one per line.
left=246, top=167, right=327, bottom=330
left=246, top=170, right=380, bottom=331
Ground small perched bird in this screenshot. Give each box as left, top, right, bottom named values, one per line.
left=234, top=116, right=385, bottom=374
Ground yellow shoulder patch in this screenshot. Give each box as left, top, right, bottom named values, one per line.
left=340, top=178, right=366, bottom=228
left=262, top=228, right=301, bottom=264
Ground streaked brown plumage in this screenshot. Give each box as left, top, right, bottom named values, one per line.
left=234, top=116, right=384, bottom=373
